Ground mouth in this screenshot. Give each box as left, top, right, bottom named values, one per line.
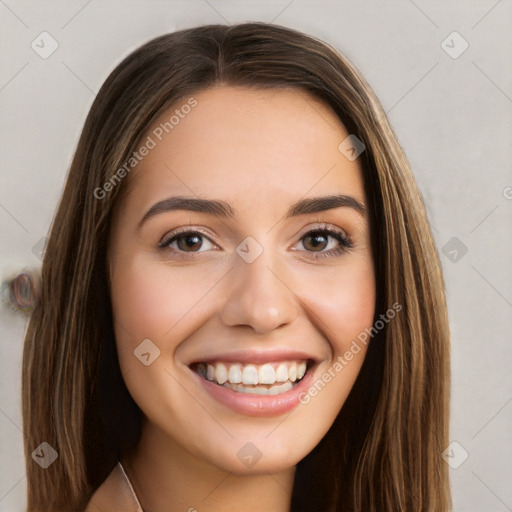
left=189, top=359, right=314, bottom=395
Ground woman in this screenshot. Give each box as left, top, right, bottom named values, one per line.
left=22, top=22, right=451, bottom=511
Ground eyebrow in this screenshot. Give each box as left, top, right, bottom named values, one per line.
left=139, top=194, right=367, bottom=227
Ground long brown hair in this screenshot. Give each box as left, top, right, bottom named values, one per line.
left=22, top=22, right=451, bottom=511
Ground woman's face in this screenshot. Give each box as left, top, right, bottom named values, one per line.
left=108, top=85, right=376, bottom=475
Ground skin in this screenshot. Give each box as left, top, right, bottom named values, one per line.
left=92, top=85, right=376, bottom=511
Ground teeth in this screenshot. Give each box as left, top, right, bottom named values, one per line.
left=258, top=364, right=276, bottom=384
left=228, top=363, right=242, bottom=384
left=195, top=360, right=309, bottom=388
left=275, top=363, right=288, bottom=383
left=297, top=361, right=306, bottom=379
left=197, top=363, right=207, bottom=379
left=216, top=363, right=228, bottom=385
left=222, top=381, right=294, bottom=395
left=242, top=365, right=258, bottom=385
left=289, top=363, right=297, bottom=382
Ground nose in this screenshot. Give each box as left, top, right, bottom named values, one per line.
left=219, top=248, right=299, bottom=335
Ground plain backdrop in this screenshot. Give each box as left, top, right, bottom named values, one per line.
left=1, top=1, right=511, bottom=511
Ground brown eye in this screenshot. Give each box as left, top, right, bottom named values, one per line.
left=296, top=227, right=352, bottom=259
left=175, top=233, right=203, bottom=252
left=159, top=230, right=216, bottom=253
left=302, top=232, right=329, bottom=251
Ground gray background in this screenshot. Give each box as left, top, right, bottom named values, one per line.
left=1, top=1, right=511, bottom=510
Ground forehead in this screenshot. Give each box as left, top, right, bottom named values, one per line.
left=121, top=85, right=366, bottom=216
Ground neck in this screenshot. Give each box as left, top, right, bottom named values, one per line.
left=124, top=419, right=296, bottom=512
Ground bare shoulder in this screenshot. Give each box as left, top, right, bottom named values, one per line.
left=83, top=463, right=139, bottom=512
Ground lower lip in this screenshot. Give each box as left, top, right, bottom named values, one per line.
left=189, top=365, right=316, bottom=417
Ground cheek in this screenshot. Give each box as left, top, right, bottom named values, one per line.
left=296, top=259, right=376, bottom=355
left=108, top=255, right=222, bottom=418
left=291, top=261, right=376, bottom=428
left=110, top=255, right=219, bottom=345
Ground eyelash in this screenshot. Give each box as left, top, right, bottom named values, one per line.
left=158, top=224, right=353, bottom=261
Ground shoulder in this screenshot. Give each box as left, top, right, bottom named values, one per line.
left=84, top=463, right=139, bottom=512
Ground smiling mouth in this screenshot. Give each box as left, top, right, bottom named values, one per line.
left=189, top=360, right=313, bottom=395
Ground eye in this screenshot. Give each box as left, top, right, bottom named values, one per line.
left=158, top=225, right=353, bottom=260
left=158, top=229, right=217, bottom=254
left=294, top=226, right=353, bottom=259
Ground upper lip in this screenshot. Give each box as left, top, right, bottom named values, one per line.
left=187, top=348, right=321, bottom=366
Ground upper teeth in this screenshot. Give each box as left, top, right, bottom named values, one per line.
left=196, top=361, right=307, bottom=386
